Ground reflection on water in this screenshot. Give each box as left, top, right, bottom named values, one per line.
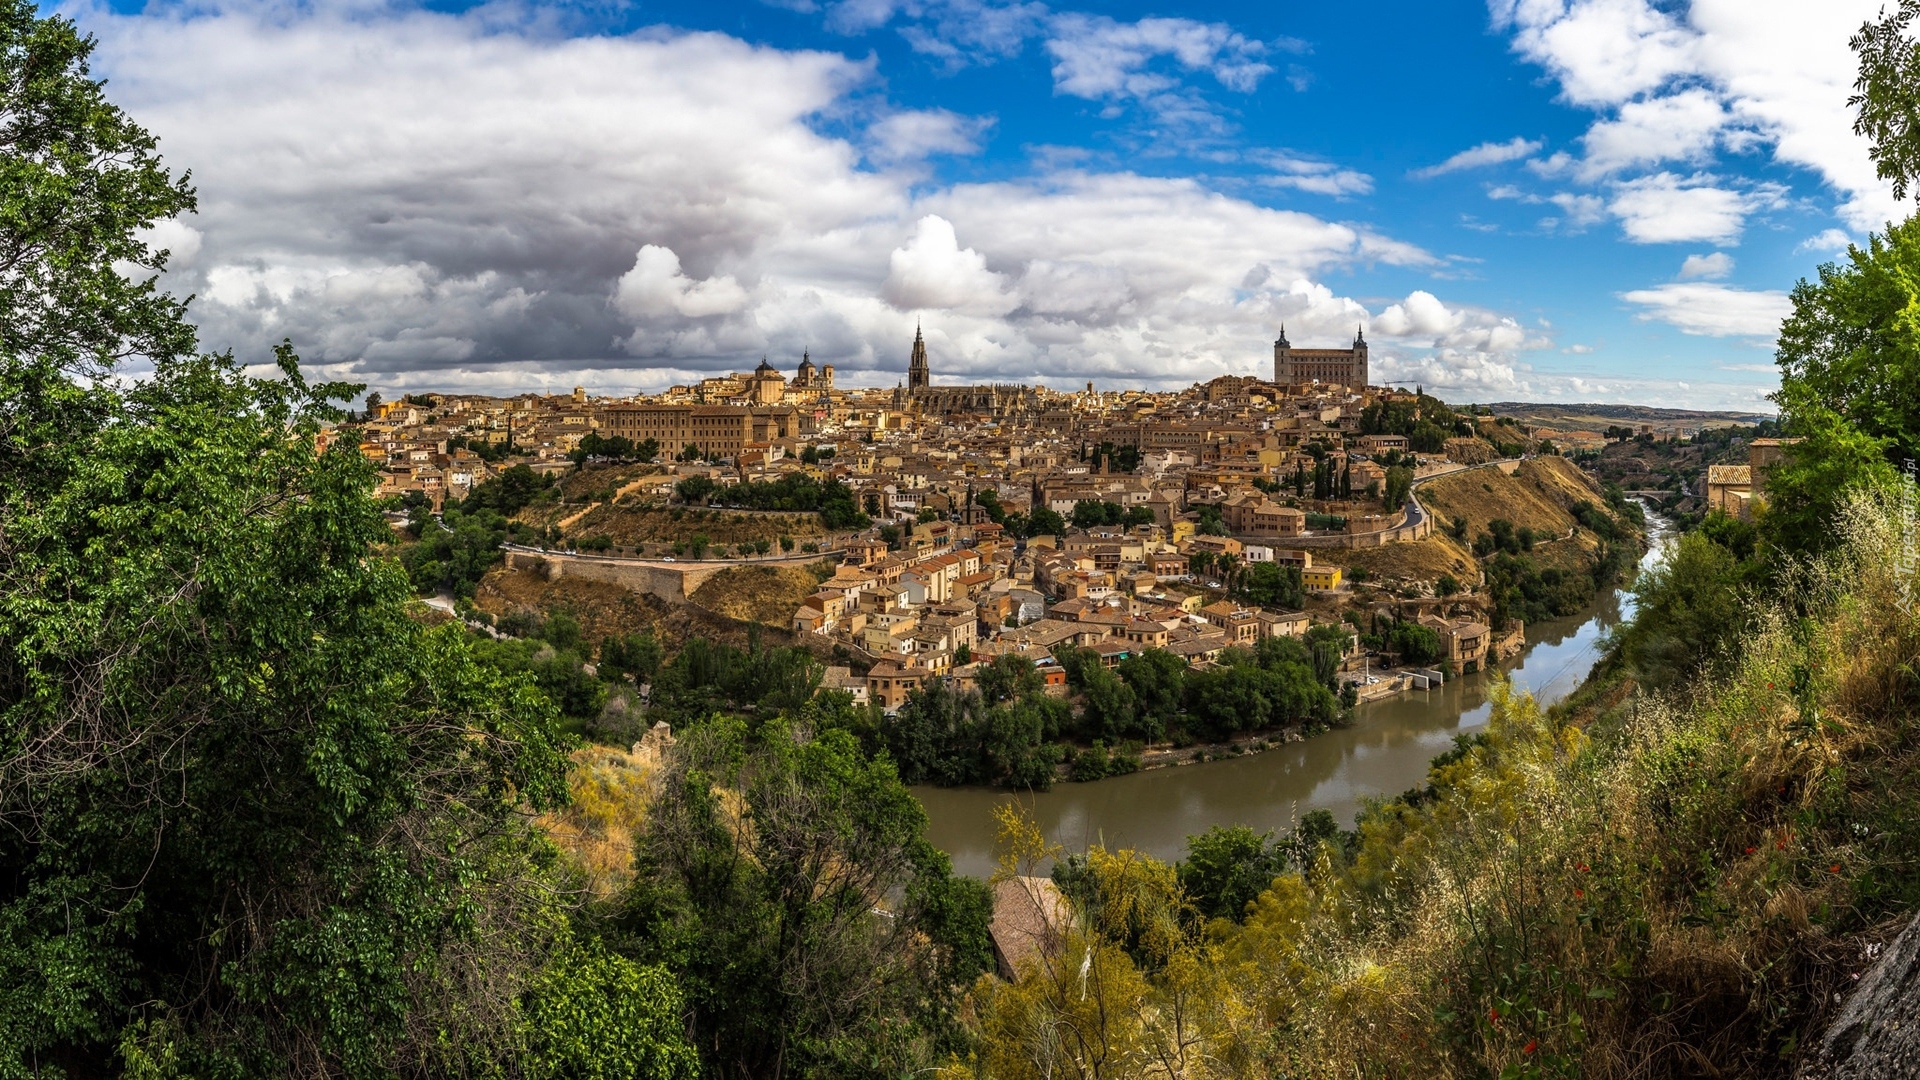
left=916, top=510, right=1675, bottom=879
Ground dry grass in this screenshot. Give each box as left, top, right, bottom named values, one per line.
left=1419, top=457, right=1603, bottom=542
left=1325, top=532, right=1478, bottom=584
left=537, top=743, right=659, bottom=900
left=963, top=491, right=1920, bottom=1080
left=688, top=564, right=824, bottom=625
left=472, top=566, right=670, bottom=644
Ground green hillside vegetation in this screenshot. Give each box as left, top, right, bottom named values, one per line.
left=953, top=490, right=1920, bottom=1079
left=0, top=16, right=973, bottom=1076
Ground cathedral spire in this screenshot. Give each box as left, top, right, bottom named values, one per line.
left=908, top=321, right=931, bottom=391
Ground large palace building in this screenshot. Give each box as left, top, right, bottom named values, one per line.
left=1273, top=326, right=1369, bottom=387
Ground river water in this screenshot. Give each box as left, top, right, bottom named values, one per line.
left=917, top=511, right=1675, bottom=879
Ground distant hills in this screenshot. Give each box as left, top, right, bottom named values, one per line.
left=1479, top=401, right=1773, bottom=433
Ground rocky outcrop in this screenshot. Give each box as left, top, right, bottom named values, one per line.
left=1802, top=912, right=1920, bottom=1080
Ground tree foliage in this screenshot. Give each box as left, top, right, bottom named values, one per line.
left=0, top=14, right=686, bottom=1071
left=619, top=719, right=991, bottom=1079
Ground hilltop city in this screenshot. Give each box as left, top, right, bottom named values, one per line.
left=337, top=325, right=1778, bottom=716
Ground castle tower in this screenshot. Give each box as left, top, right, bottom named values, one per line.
left=1352, top=325, right=1369, bottom=388
left=1272, top=324, right=1290, bottom=384
left=908, top=323, right=930, bottom=391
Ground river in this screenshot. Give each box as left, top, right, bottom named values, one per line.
left=916, top=510, right=1675, bottom=879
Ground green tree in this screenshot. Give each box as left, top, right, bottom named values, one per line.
left=1027, top=506, right=1068, bottom=537
left=1, top=0, right=196, bottom=380
left=1, top=348, right=578, bottom=1073
left=1850, top=0, right=1920, bottom=199
left=621, top=721, right=992, bottom=1079
left=675, top=474, right=716, bottom=504
left=0, top=21, right=587, bottom=1067
left=1179, top=825, right=1289, bottom=922
left=522, top=943, right=698, bottom=1080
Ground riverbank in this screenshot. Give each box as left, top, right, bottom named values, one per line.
left=915, top=508, right=1672, bottom=878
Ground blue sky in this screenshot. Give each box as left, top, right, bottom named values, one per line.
left=71, top=0, right=1900, bottom=408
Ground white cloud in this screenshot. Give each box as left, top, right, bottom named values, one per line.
left=867, top=108, right=994, bottom=163
left=1492, top=0, right=1697, bottom=106
left=1795, top=227, right=1854, bottom=255
left=1411, top=136, right=1543, bottom=178
left=614, top=246, right=750, bottom=319
left=1577, top=88, right=1728, bottom=179
left=76, top=0, right=1471, bottom=395
left=1259, top=151, right=1374, bottom=197
left=1677, top=251, right=1734, bottom=279
left=1564, top=343, right=1594, bottom=353
left=825, top=0, right=1048, bottom=65
left=882, top=215, right=1016, bottom=313
left=1550, top=192, right=1607, bottom=228
left=1607, top=173, right=1752, bottom=243
left=1044, top=14, right=1273, bottom=102
left=136, top=219, right=204, bottom=269
left=1492, top=0, right=1900, bottom=231
left=1618, top=281, right=1792, bottom=336
left=1367, top=289, right=1548, bottom=395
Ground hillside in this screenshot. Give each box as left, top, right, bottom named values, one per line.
left=1418, top=457, right=1596, bottom=540
left=1324, top=456, right=1634, bottom=600
left=688, top=563, right=834, bottom=625
left=552, top=504, right=828, bottom=551
left=471, top=562, right=831, bottom=658
left=961, top=494, right=1920, bottom=1079
left=1486, top=401, right=1772, bottom=431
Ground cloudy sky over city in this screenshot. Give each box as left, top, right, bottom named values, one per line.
left=74, top=0, right=1900, bottom=407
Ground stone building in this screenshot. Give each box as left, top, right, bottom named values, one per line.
left=1274, top=325, right=1370, bottom=387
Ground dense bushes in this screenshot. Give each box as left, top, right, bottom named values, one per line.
left=616, top=716, right=992, bottom=1079
left=697, top=472, right=871, bottom=529
left=883, top=635, right=1353, bottom=788
left=957, top=493, right=1920, bottom=1078
left=401, top=464, right=552, bottom=596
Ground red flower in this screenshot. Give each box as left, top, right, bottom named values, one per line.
left=1523, top=1040, right=1538, bottom=1055
left=1577, top=862, right=1590, bottom=873
left=1830, top=865, right=1841, bottom=874
left=1574, top=888, right=1585, bottom=899
left=1745, top=847, right=1757, bottom=855
left=1489, top=1007, right=1500, bottom=1022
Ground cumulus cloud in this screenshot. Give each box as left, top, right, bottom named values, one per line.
left=1576, top=88, right=1728, bottom=179
left=614, top=246, right=750, bottom=319
left=1607, top=173, right=1754, bottom=243
left=1677, top=251, right=1734, bottom=279
left=1492, top=0, right=1697, bottom=106
left=883, top=215, right=1016, bottom=313
left=1411, top=136, right=1542, bottom=178
left=1619, top=281, right=1792, bottom=336
left=1367, top=289, right=1547, bottom=396
left=76, top=0, right=1476, bottom=394
left=1492, top=0, right=1899, bottom=232
left=1795, top=227, right=1854, bottom=255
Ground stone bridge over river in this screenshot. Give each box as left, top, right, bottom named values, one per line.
left=499, top=544, right=843, bottom=605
